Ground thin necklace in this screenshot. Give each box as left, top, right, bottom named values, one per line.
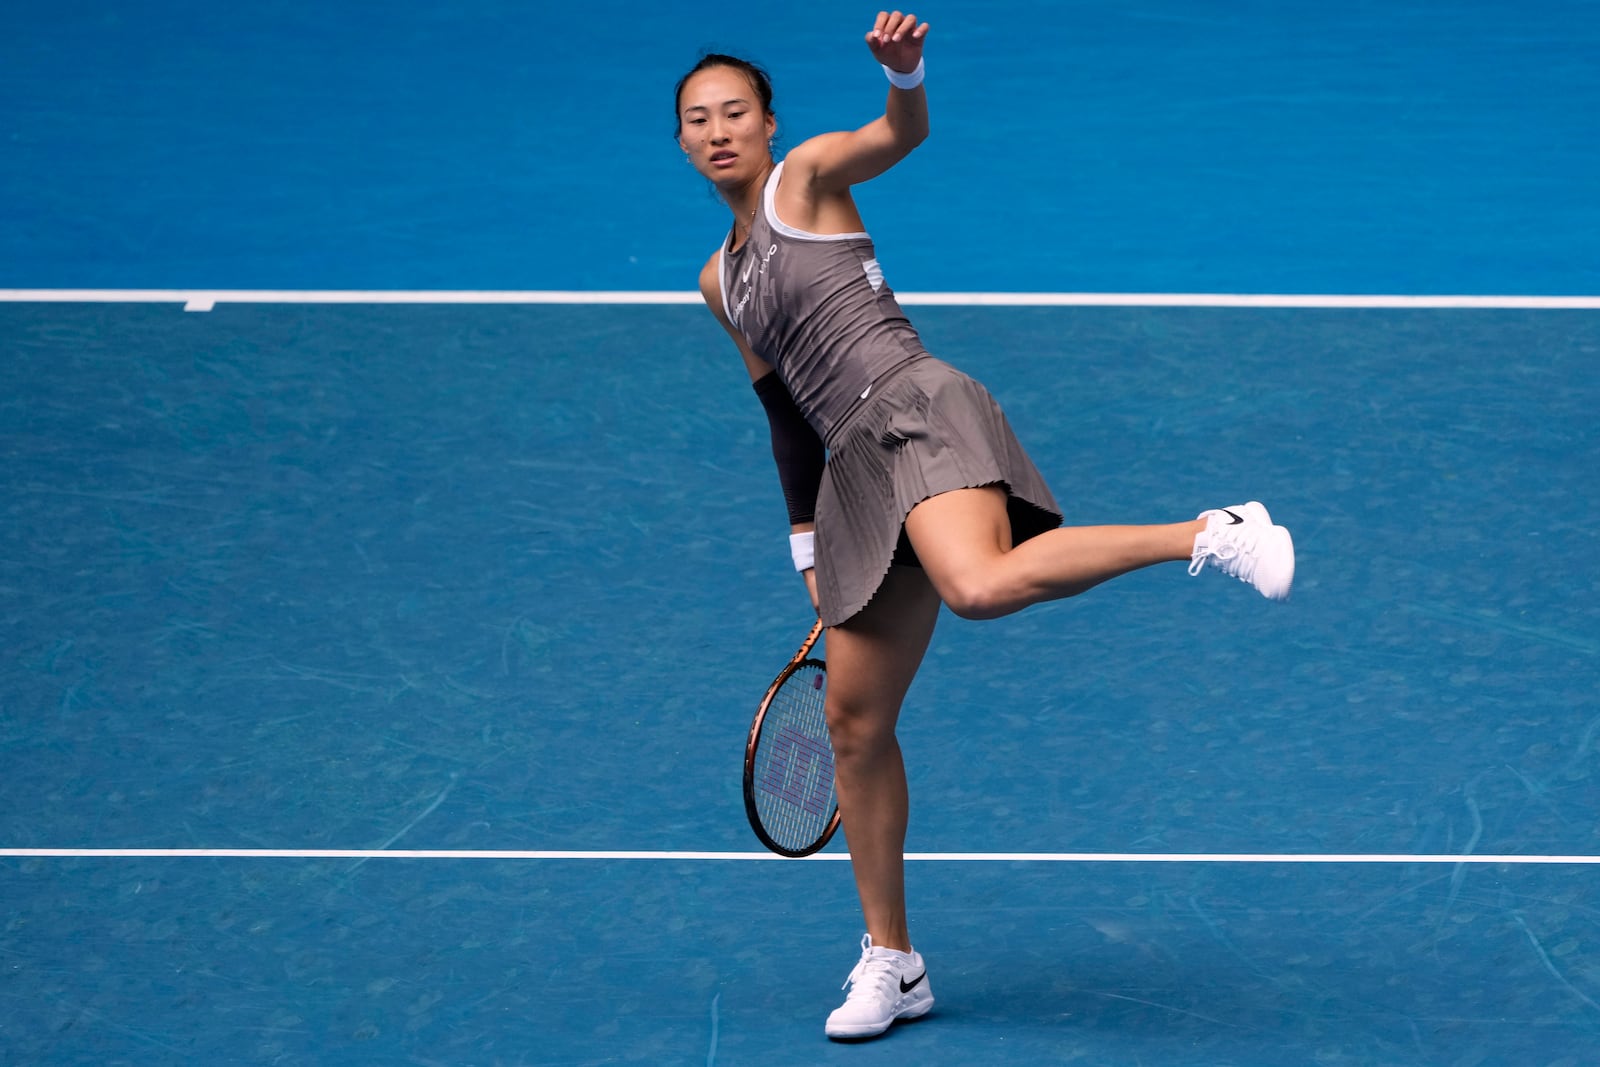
left=733, top=202, right=757, bottom=249
left=735, top=162, right=773, bottom=244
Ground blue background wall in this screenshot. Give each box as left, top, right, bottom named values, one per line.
left=3, top=0, right=1596, bottom=294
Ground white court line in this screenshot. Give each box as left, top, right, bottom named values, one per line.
left=0, top=289, right=1598, bottom=311
left=2, top=849, right=1597, bottom=863
left=3, top=290, right=1592, bottom=867
left=1, top=288, right=1590, bottom=870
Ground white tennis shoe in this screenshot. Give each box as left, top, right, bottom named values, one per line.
left=824, top=934, right=934, bottom=1040
left=1190, top=501, right=1295, bottom=601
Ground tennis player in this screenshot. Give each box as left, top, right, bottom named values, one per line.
left=677, top=11, right=1295, bottom=1040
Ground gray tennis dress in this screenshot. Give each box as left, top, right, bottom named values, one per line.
left=720, top=161, right=1062, bottom=625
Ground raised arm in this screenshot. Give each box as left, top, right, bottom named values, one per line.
left=784, top=12, right=931, bottom=194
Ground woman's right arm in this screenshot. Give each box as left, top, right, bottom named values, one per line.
left=700, top=253, right=774, bottom=383
left=699, top=253, right=824, bottom=610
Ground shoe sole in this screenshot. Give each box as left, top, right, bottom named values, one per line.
left=1258, top=522, right=1295, bottom=601
left=1233, top=502, right=1294, bottom=601
left=825, top=998, right=934, bottom=1039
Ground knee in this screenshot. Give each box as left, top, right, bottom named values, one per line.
left=935, top=572, right=1011, bottom=621
left=824, top=699, right=896, bottom=761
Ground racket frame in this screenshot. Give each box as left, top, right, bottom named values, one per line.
left=743, top=619, right=842, bottom=857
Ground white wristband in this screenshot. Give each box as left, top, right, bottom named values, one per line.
left=882, top=58, right=925, bottom=90
left=789, top=531, right=816, bottom=572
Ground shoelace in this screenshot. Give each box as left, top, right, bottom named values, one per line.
left=840, top=936, right=901, bottom=997
left=1188, top=522, right=1260, bottom=582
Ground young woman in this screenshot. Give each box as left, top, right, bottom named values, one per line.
left=676, top=11, right=1294, bottom=1040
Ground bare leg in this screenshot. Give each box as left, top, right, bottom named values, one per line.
left=824, top=563, right=941, bottom=953
left=904, top=486, right=1205, bottom=619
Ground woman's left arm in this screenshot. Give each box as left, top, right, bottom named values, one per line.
left=787, top=12, right=931, bottom=193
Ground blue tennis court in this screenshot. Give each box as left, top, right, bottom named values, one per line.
left=3, top=3, right=1598, bottom=1064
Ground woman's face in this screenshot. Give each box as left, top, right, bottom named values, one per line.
left=677, top=66, right=776, bottom=188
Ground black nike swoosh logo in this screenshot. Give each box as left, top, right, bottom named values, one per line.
left=1222, top=509, right=1245, bottom=525
left=899, top=971, right=926, bottom=994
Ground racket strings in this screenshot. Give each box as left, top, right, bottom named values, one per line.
left=751, top=663, right=835, bottom=851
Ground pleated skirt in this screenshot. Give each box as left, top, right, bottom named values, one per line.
left=814, top=357, right=1063, bottom=626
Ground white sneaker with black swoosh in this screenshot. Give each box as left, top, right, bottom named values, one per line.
left=1190, top=500, right=1295, bottom=601
left=824, top=934, right=934, bottom=1039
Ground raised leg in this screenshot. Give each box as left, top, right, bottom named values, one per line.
left=904, top=486, right=1206, bottom=619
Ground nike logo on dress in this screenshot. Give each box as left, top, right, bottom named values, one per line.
left=899, top=971, right=926, bottom=994
left=1222, top=509, right=1245, bottom=524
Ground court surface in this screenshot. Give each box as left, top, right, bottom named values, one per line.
left=3, top=3, right=1598, bottom=1065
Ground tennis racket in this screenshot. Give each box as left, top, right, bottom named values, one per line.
left=743, top=618, right=841, bottom=857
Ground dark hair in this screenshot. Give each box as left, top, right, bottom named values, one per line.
left=673, top=53, right=776, bottom=137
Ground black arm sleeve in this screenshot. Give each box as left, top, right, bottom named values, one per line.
left=751, top=371, right=826, bottom=525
